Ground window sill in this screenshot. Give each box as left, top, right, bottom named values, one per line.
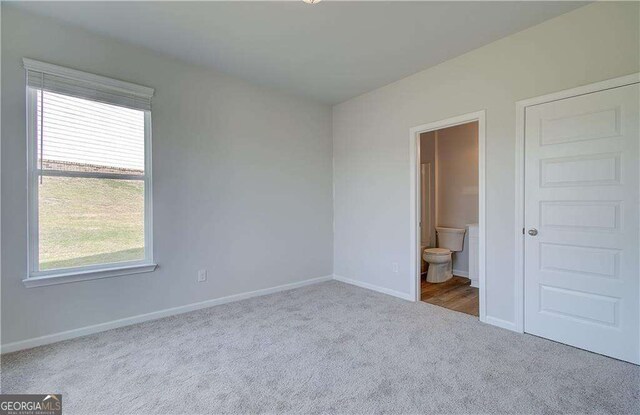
left=23, top=263, right=158, bottom=288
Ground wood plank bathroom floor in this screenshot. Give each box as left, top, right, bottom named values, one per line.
left=421, top=276, right=479, bottom=317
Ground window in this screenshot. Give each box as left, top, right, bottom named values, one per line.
left=24, top=59, right=156, bottom=287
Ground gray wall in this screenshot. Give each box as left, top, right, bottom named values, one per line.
left=333, top=2, right=639, bottom=325
left=1, top=7, right=333, bottom=345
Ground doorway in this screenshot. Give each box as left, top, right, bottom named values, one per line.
left=409, top=111, right=486, bottom=321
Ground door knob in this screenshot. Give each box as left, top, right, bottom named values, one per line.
left=528, top=228, right=538, bottom=236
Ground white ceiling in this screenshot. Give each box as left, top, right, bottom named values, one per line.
left=10, top=1, right=587, bottom=104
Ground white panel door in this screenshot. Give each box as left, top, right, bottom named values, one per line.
left=524, top=83, right=639, bottom=364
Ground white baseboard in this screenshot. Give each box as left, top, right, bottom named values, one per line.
left=452, top=269, right=469, bottom=278
left=1, top=274, right=333, bottom=354
left=333, top=274, right=413, bottom=301
left=484, top=315, right=521, bottom=333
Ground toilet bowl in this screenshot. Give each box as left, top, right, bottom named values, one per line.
left=422, top=227, right=466, bottom=283
left=422, top=248, right=452, bottom=283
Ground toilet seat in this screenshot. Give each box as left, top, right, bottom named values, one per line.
left=424, top=247, right=450, bottom=256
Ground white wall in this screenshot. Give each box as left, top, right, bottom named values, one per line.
left=1, top=7, right=333, bottom=346
left=333, top=2, right=639, bottom=328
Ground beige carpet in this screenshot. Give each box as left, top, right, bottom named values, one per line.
left=2, top=281, right=639, bottom=414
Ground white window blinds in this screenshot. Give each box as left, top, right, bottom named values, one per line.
left=24, top=58, right=154, bottom=112
left=36, top=90, right=146, bottom=175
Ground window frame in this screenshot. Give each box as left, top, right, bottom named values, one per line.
left=24, top=62, right=156, bottom=288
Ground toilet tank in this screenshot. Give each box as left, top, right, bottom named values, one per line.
left=436, top=227, right=466, bottom=252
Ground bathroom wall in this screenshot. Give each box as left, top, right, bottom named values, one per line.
left=436, top=122, right=478, bottom=274
left=419, top=131, right=436, bottom=248
left=420, top=122, right=478, bottom=275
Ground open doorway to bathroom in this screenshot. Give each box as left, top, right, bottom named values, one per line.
left=420, top=122, right=478, bottom=315
left=409, top=111, right=486, bottom=320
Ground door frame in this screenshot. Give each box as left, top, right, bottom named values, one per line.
left=409, top=110, right=487, bottom=322
left=514, top=73, right=640, bottom=333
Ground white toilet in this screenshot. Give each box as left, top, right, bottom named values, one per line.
left=422, top=227, right=466, bottom=283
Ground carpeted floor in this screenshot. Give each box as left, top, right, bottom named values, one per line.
left=2, top=281, right=639, bottom=414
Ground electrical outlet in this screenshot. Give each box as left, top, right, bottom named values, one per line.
left=197, top=269, right=207, bottom=282
left=392, top=262, right=399, bottom=273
